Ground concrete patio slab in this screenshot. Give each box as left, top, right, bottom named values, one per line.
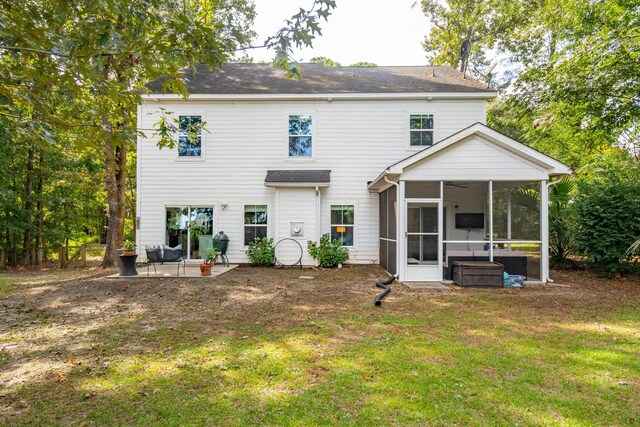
left=402, top=282, right=452, bottom=291
left=107, top=263, right=238, bottom=278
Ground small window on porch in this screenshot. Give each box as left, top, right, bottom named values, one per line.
left=330, top=205, right=354, bottom=246
left=244, top=205, right=268, bottom=246
left=409, top=114, right=434, bottom=146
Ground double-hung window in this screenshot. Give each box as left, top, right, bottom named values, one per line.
left=288, top=114, right=313, bottom=157
left=244, top=205, right=268, bottom=245
left=330, top=205, right=355, bottom=247
left=178, top=115, right=202, bottom=157
left=409, top=114, right=434, bottom=146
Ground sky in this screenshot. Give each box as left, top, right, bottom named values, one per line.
left=250, top=0, right=431, bottom=66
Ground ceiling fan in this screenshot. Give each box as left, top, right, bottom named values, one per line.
left=445, top=181, right=470, bottom=189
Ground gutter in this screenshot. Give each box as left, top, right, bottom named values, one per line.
left=142, top=91, right=498, bottom=102
left=368, top=171, right=398, bottom=192
left=264, top=182, right=330, bottom=188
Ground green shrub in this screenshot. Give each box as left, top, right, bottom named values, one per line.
left=549, top=176, right=578, bottom=268
left=307, top=233, right=349, bottom=268
left=246, top=237, right=274, bottom=266
left=574, top=179, right=640, bottom=276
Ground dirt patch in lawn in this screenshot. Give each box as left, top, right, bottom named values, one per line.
left=1, top=265, right=639, bottom=425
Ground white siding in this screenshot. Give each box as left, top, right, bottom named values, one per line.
left=402, top=136, right=548, bottom=181
left=137, top=98, right=487, bottom=263
left=274, top=188, right=317, bottom=265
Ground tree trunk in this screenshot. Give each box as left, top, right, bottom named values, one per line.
left=100, top=43, right=131, bottom=268
left=127, top=153, right=136, bottom=243
left=101, top=139, right=127, bottom=268
left=35, top=151, right=45, bottom=264
left=21, top=143, right=35, bottom=265
left=98, top=53, right=128, bottom=269
left=116, top=141, right=127, bottom=245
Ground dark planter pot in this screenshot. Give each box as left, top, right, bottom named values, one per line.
left=119, top=254, right=138, bottom=277
left=200, top=263, right=212, bottom=276
left=115, top=249, right=124, bottom=267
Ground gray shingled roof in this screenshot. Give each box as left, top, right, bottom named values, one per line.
left=265, top=170, right=331, bottom=183
left=147, top=63, right=495, bottom=95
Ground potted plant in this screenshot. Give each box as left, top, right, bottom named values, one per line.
left=188, top=221, right=207, bottom=258
left=122, top=240, right=137, bottom=256
left=199, top=248, right=216, bottom=276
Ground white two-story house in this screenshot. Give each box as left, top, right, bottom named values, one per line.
left=137, top=63, right=570, bottom=282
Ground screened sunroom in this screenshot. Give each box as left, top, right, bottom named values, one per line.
left=369, top=124, right=571, bottom=283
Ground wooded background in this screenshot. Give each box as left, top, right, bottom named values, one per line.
left=0, top=0, right=638, bottom=274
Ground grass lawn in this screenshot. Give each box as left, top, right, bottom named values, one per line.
left=1, top=265, right=639, bottom=426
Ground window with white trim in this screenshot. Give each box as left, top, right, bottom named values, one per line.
left=244, top=204, right=268, bottom=245
left=330, top=205, right=354, bottom=246
left=178, top=115, right=202, bottom=157
left=288, top=114, right=313, bottom=157
left=409, top=114, right=434, bottom=146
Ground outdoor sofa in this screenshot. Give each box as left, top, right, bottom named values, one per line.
left=443, top=250, right=527, bottom=280
left=144, top=244, right=186, bottom=277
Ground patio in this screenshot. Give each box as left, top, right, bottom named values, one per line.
left=107, top=262, right=238, bottom=278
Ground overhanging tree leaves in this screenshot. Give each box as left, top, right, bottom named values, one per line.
left=422, top=0, right=639, bottom=169
left=420, top=0, right=495, bottom=77
left=0, top=0, right=335, bottom=267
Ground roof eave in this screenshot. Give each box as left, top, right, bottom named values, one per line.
left=367, top=172, right=401, bottom=193
left=141, top=91, right=498, bottom=102
left=264, top=182, right=330, bottom=188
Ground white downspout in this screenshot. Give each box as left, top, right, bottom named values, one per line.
left=315, top=186, right=321, bottom=245
left=384, top=176, right=400, bottom=278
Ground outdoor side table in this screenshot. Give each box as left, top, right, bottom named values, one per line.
left=119, top=254, right=139, bottom=276
left=452, top=261, right=503, bottom=287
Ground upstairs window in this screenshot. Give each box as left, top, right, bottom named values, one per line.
left=288, top=114, right=313, bottom=157
left=409, top=114, right=434, bottom=146
left=178, top=115, right=202, bottom=157
left=244, top=204, right=268, bottom=245
left=331, top=205, right=355, bottom=246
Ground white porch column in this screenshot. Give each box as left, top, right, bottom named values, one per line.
left=397, top=180, right=406, bottom=281
left=507, top=189, right=512, bottom=250
left=439, top=180, right=444, bottom=280
left=488, top=181, right=494, bottom=262
left=540, top=180, right=549, bottom=282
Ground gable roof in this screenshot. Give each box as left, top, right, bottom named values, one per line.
left=146, top=63, right=497, bottom=97
left=368, top=123, right=572, bottom=191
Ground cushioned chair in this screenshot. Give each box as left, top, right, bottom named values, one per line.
left=145, top=244, right=186, bottom=277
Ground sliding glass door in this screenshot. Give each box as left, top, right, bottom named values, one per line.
left=165, top=206, right=214, bottom=260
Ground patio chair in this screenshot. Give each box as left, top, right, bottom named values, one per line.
left=145, top=245, right=186, bottom=277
